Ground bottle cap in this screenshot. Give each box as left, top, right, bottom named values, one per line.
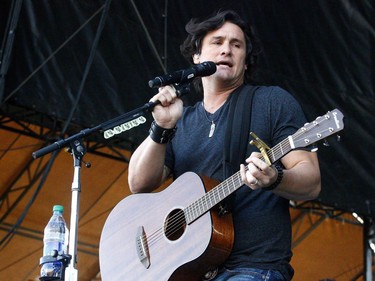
left=53, top=205, right=64, bottom=213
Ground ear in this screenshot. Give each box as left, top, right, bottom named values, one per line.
left=193, top=54, right=200, bottom=64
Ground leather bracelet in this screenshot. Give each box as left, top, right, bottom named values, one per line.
left=264, top=164, right=284, bottom=191
left=149, top=121, right=177, bottom=144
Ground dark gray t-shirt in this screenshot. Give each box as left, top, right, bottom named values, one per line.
left=165, top=86, right=308, bottom=280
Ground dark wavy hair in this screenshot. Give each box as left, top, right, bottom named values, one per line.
left=180, top=10, right=261, bottom=93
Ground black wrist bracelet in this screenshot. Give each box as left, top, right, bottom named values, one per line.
left=264, top=164, right=284, bottom=191
left=149, top=121, right=177, bottom=144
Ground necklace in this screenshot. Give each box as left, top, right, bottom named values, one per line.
left=201, top=102, right=224, bottom=138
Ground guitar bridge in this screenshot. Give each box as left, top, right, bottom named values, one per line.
left=136, top=226, right=150, bottom=268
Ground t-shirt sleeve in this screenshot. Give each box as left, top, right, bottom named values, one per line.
left=268, top=86, right=307, bottom=146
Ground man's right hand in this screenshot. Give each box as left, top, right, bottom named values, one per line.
left=149, top=85, right=183, bottom=129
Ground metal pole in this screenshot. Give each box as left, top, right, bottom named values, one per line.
left=64, top=140, right=85, bottom=281
left=364, top=217, right=374, bottom=281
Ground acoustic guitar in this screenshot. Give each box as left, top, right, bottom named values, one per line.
left=99, top=109, right=344, bottom=281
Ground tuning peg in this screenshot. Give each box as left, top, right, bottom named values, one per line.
left=336, top=135, right=341, bottom=142
left=323, top=139, right=330, bottom=146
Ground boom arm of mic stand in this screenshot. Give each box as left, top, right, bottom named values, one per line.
left=31, top=84, right=191, bottom=159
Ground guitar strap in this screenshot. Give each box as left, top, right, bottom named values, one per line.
left=221, top=84, right=259, bottom=215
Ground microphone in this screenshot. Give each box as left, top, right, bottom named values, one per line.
left=148, top=61, right=217, bottom=88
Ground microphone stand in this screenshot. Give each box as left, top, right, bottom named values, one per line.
left=33, top=84, right=190, bottom=281
left=64, top=139, right=85, bottom=281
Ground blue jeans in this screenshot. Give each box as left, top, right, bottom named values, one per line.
left=212, top=267, right=287, bottom=281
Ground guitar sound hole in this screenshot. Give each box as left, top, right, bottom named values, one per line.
left=164, top=209, right=186, bottom=241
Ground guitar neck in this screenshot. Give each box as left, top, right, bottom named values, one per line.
left=184, top=108, right=345, bottom=224
left=184, top=138, right=293, bottom=224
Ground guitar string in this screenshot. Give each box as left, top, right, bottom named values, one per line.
left=146, top=145, right=289, bottom=249
left=146, top=166, right=250, bottom=250
left=145, top=168, right=246, bottom=248
left=195, top=119, right=330, bottom=233
left=146, top=134, right=297, bottom=247
left=175, top=124, right=333, bottom=239
left=143, top=158, right=249, bottom=245
left=202, top=121, right=332, bottom=215
left=144, top=118, right=333, bottom=249
left=145, top=146, right=332, bottom=259
left=145, top=170, right=242, bottom=250
left=149, top=137, right=333, bottom=256
left=267, top=116, right=331, bottom=159
left=271, top=124, right=333, bottom=159
left=146, top=136, right=297, bottom=247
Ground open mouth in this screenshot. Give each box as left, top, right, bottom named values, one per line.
left=216, top=61, right=233, bottom=67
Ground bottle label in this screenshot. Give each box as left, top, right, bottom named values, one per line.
left=44, top=232, right=64, bottom=241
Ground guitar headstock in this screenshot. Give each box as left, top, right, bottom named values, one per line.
left=292, top=109, right=344, bottom=149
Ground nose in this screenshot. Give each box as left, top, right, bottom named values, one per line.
left=220, top=42, right=232, bottom=55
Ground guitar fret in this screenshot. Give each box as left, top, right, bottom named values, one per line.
left=185, top=204, right=192, bottom=224
left=208, top=189, right=214, bottom=210
left=186, top=175, right=242, bottom=224
left=269, top=149, right=275, bottom=164
left=198, top=197, right=203, bottom=216
left=199, top=197, right=205, bottom=215
left=223, top=184, right=228, bottom=197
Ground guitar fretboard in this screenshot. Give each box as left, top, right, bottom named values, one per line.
left=184, top=137, right=293, bottom=224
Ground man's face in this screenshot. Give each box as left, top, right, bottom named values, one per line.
left=194, top=21, right=247, bottom=86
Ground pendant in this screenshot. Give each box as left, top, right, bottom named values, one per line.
left=209, top=121, right=215, bottom=138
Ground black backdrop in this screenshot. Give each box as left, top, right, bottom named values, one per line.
left=1, top=0, right=374, bottom=216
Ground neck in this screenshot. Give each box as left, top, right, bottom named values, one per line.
left=202, top=94, right=229, bottom=113
left=202, top=85, right=241, bottom=113
left=201, top=76, right=244, bottom=113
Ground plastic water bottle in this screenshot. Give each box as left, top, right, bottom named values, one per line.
left=40, top=205, right=69, bottom=279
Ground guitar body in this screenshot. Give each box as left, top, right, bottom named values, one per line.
left=99, top=172, right=234, bottom=281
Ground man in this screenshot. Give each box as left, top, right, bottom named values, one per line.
left=128, top=10, right=321, bottom=281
